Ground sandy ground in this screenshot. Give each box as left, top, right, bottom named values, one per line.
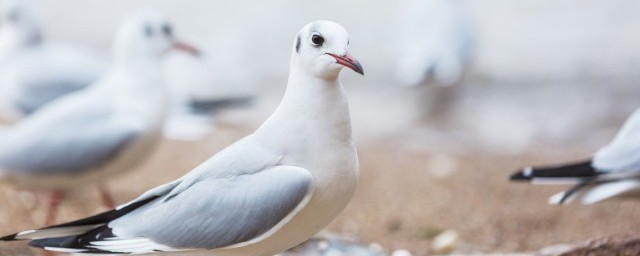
left=1, top=77, right=640, bottom=256
left=0, top=1, right=639, bottom=254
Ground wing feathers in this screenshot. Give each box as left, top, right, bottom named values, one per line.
left=510, top=160, right=598, bottom=182
left=1, top=195, right=159, bottom=242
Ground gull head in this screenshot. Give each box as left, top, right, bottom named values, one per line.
left=0, top=0, right=42, bottom=46
left=292, top=20, right=363, bottom=79
left=114, top=9, right=199, bottom=65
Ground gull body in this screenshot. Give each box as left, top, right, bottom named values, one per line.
left=0, top=0, right=108, bottom=119
left=1, top=20, right=364, bottom=256
left=0, top=10, right=198, bottom=223
left=511, top=108, right=640, bottom=204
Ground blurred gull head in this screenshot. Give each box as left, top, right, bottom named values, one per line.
left=0, top=0, right=43, bottom=48
left=292, top=20, right=363, bottom=79
left=113, top=9, right=199, bottom=66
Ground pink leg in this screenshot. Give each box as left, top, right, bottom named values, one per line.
left=98, top=185, right=115, bottom=209
left=44, top=191, right=63, bottom=226
left=40, top=249, right=56, bottom=256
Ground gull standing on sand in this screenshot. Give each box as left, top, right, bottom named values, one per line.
left=0, top=0, right=108, bottom=120
left=511, top=108, right=640, bottom=204
left=0, top=10, right=199, bottom=225
left=1, top=20, right=364, bottom=256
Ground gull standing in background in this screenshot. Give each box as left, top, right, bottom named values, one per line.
left=511, top=108, right=640, bottom=204
left=0, top=9, right=199, bottom=225
left=1, top=20, right=364, bottom=256
left=394, top=0, right=473, bottom=87
left=0, top=0, right=108, bottom=120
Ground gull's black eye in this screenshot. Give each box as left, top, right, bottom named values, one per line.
left=311, top=34, right=324, bottom=47
left=162, top=24, right=173, bottom=37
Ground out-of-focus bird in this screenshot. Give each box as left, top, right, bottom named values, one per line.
left=511, top=108, right=640, bottom=204
left=163, top=52, right=255, bottom=141
left=0, top=9, right=199, bottom=225
left=0, top=20, right=363, bottom=256
left=0, top=0, right=108, bottom=120
left=394, top=0, right=473, bottom=87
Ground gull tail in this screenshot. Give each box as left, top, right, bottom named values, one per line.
left=1, top=196, right=159, bottom=254
left=510, top=159, right=640, bottom=204
left=549, top=180, right=640, bottom=205
left=510, top=160, right=599, bottom=185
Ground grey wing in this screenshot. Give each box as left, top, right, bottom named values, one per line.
left=12, top=79, right=97, bottom=114
left=593, top=108, right=640, bottom=173
left=94, top=166, right=313, bottom=252
left=9, top=46, right=107, bottom=114
left=0, top=117, right=143, bottom=175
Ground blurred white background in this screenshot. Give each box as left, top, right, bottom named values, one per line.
left=28, top=0, right=640, bottom=152
left=2, top=1, right=640, bottom=255
left=35, top=0, right=640, bottom=79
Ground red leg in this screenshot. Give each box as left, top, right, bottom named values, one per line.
left=98, top=185, right=115, bottom=209
left=44, top=191, right=63, bottom=226
left=40, top=249, right=56, bottom=256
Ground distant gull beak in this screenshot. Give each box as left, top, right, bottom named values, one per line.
left=172, top=41, right=201, bottom=57
left=326, top=52, right=364, bottom=75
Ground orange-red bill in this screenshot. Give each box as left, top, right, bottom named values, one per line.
left=172, top=41, right=201, bottom=57
left=327, top=52, right=364, bottom=75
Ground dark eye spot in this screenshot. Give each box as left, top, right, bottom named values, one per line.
left=162, top=24, right=173, bottom=37
left=144, top=24, right=153, bottom=37
left=311, top=34, right=324, bottom=47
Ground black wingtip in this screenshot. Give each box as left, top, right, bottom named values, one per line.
left=29, top=228, right=120, bottom=254
left=509, top=167, right=533, bottom=181
left=510, top=172, right=529, bottom=181
left=509, top=160, right=598, bottom=181
left=0, top=233, right=18, bottom=241
left=29, top=237, right=70, bottom=249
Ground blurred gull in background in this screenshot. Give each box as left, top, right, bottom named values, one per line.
left=163, top=51, right=254, bottom=141
left=394, top=0, right=473, bottom=87
left=511, top=107, right=640, bottom=204
left=0, top=9, right=199, bottom=225
left=0, top=0, right=107, bottom=120
left=0, top=20, right=363, bottom=255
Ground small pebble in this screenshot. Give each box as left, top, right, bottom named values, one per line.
left=392, top=249, right=413, bottom=256
left=368, top=242, right=384, bottom=252
left=317, top=240, right=330, bottom=251
left=432, top=229, right=460, bottom=254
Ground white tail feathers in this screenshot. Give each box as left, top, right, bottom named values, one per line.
left=549, top=191, right=576, bottom=205
left=14, top=225, right=100, bottom=240
left=548, top=180, right=640, bottom=205
left=581, top=180, right=640, bottom=204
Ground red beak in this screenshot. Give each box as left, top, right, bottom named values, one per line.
left=326, top=52, right=364, bottom=75
left=172, top=41, right=201, bottom=57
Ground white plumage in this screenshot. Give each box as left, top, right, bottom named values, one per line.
left=0, top=9, right=198, bottom=224
left=0, top=0, right=108, bottom=120
left=1, top=20, right=363, bottom=256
